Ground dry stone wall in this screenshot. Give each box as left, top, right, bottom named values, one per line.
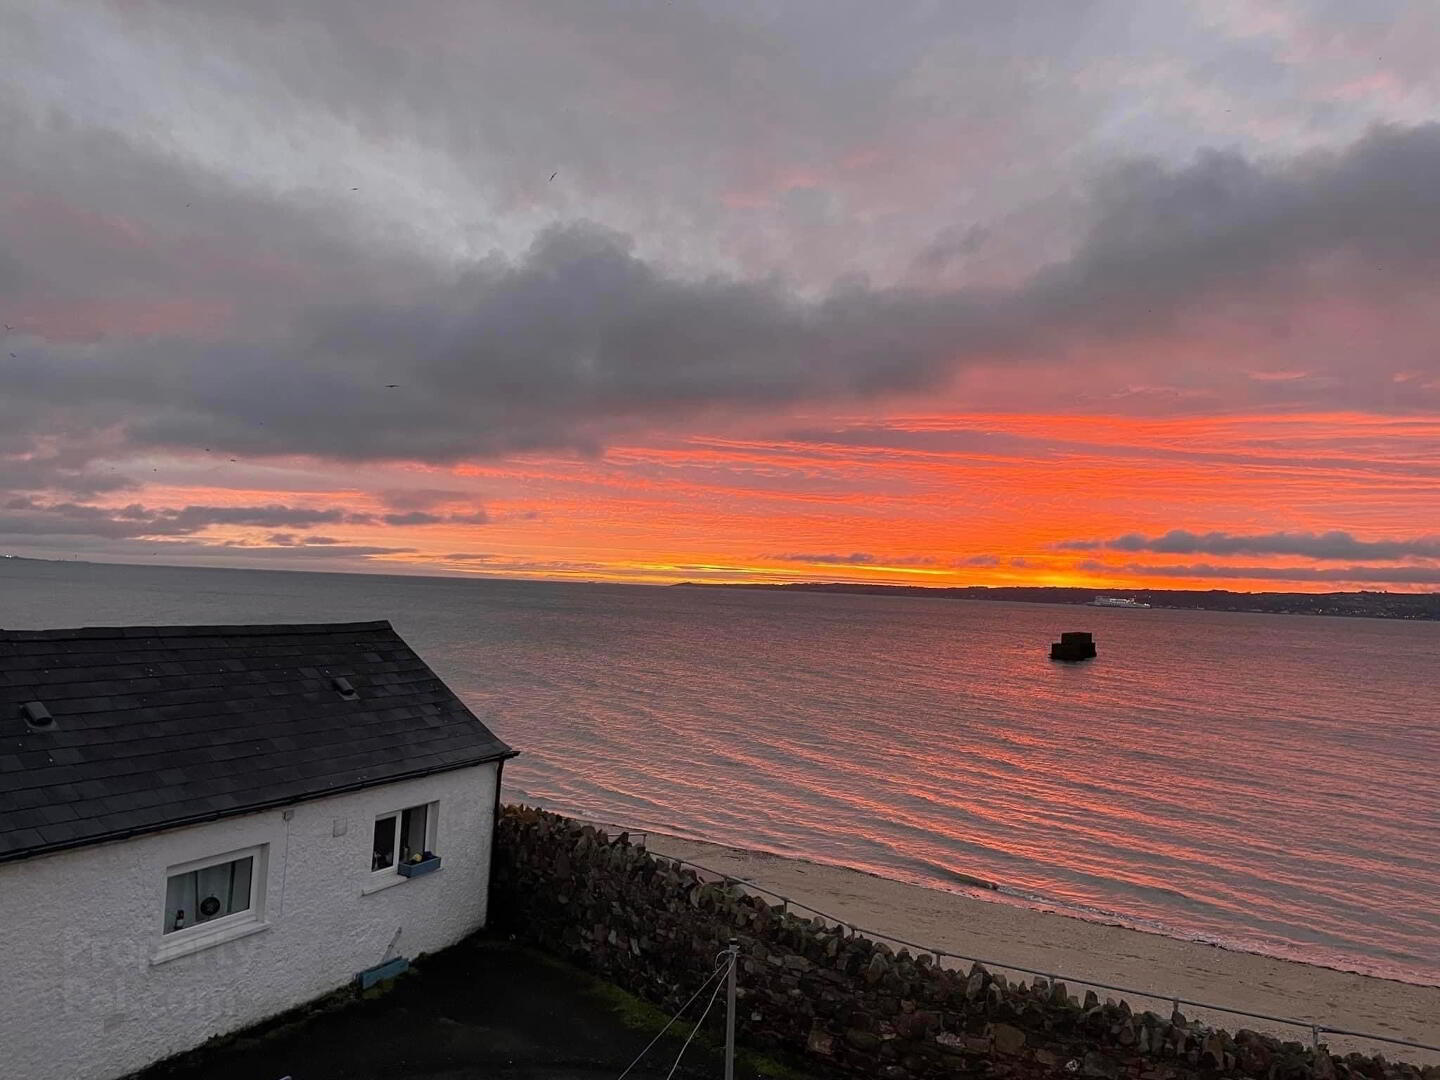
left=493, top=807, right=1434, bottom=1080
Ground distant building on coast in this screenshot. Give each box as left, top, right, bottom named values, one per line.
left=0, top=620, right=515, bottom=1080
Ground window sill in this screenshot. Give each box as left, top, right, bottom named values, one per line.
left=361, top=866, right=442, bottom=896
left=152, top=919, right=270, bottom=965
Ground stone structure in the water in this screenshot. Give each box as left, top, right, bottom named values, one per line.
left=1050, top=631, right=1097, bottom=661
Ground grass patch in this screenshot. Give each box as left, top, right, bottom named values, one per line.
left=534, top=951, right=821, bottom=1080
left=583, top=975, right=683, bottom=1033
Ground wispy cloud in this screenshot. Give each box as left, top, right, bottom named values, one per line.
left=1059, top=529, right=1440, bottom=561
left=767, top=552, right=878, bottom=565
left=765, top=552, right=940, bottom=567
left=0, top=498, right=488, bottom=540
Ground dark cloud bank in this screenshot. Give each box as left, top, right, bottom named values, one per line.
left=5, top=123, right=1440, bottom=475
left=5, top=116, right=1440, bottom=553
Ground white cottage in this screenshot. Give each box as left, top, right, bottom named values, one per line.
left=0, top=620, right=516, bottom=1080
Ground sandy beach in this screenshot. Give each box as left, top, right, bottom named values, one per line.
left=642, top=833, right=1440, bottom=1065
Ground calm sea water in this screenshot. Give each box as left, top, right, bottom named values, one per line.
left=4, top=558, right=1438, bottom=984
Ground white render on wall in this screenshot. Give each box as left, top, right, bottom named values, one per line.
left=0, top=761, right=500, bottom=1080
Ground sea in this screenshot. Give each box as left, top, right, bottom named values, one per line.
left=4, top=557, right=1438, bottom=986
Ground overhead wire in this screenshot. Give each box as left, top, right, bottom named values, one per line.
left=663, top=953, right=732, bottom=1080
left=615, top=954, right=732, bottom=1080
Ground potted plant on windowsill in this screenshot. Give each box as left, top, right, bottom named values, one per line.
left=398, top=850, right=441, bottom=877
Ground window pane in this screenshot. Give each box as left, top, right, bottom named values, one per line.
left=229, top=856, right=253, bottom=912
left=372, top=815, right=397, bottom=871
left=165, top=871, right=197, bottom=933
left=399, top=804, right=428, bottom=865
left=164, top=855, right=254, bottom=934
left=195, top=864, right=230, bottom=923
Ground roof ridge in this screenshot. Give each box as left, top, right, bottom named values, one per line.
left=0, top=620, right=395, bottom=641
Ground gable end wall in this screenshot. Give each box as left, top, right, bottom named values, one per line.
left=0, top=760, right=498, bottom=1080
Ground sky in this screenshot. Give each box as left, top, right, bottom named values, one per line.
left=1, top=0, right=1438, bottom=590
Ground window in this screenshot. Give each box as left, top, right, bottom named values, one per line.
left=371, top=802, right=435, bottom=872
left=163, top=848, right=260, bottom=935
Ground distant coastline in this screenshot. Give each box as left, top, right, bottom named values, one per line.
left=6, top=555, right=1437, bottom=619
left=673, top=581, right=1440, bottom=620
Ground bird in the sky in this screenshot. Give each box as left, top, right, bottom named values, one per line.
left=549, top=171, right=558, bottom=182
left=2, top=323, right=12, bottom=331
left=352, top=187, right=359, bottom=191
left=384, top=384, right=400, bottom=388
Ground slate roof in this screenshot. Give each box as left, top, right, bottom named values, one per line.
left=0, top=620, right=515, bottom=863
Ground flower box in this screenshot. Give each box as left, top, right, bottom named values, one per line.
left=398, top=853, right=441, bottom=878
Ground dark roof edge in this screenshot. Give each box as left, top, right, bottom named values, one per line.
left=0, top=620, right=396, bottom=642
left=0, top=747, right=519, bottom=866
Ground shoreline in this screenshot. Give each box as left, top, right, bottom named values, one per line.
left=639, top=830, right=1440, bottom=1064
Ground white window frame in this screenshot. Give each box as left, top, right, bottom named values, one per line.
left=153, top=844, right=269, bottom=965
left=368, top=801, right=439, bottom=878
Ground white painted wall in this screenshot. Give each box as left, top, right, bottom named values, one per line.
left=0, top=761, right=500, bottom=1080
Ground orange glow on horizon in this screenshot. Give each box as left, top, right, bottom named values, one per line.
left=58, top=409, right=1440, bottom=593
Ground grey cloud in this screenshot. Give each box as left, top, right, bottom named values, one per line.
left=1058, top=529, right=1440, bottom=561
left=38, top=221, right=992, bottom=463
left=160, top=504, right=369, bottom=530
left=265, top=532, right=344, bottom=546
left=1077, top=560, right=1440, bottom=585
left=1027, top=123, right=1440, bottom=333
left=0, top=500, right=157, bottom=539
left=8, top=121, right=1438, bottom=474
left=65, top=0, right=1106, bottom=281
left=0, top=500, right=367, bottom=540
left=0, top=534, right=415, bottom=566
left=378, top=489, right=470, bottom=511
left=768, top=552, right=878, bottom=565
left=381, top=509, right=488, bottom=525
left=0, top=495, right=492, bottom=544
left=765, top=552, right=939, bottom=566
left=231, top=543, right=415, bottom=558
left=2, top=5, right=1439, bottom=495
left=911, top=225, right=991, bottom=275
left=0, top=442, right=138, bottom=499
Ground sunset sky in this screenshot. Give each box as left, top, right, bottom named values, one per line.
left=2, top=0, right=1438, bottom=589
